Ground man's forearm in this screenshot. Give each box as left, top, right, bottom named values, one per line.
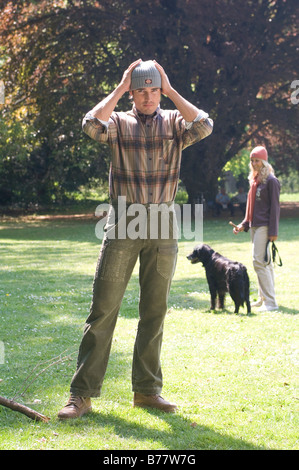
left=90, top=83, right=127, bottom=122
left=166, top=88, right=201, bottom=122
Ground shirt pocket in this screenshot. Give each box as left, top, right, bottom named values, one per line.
left=161, top=134, right=175, bottom=164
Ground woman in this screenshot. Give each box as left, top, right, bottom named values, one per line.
left=233, top=146, right=280, bottom=311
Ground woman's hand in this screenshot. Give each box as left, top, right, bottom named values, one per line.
left=233, top=225, right=244, bottom=234
left=229, top=221, right=244, bottom=235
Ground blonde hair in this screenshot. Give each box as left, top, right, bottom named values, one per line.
left=249, top=159, right=275, bottom=185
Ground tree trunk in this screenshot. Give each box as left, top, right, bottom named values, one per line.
left=181, top=145, right=219, bottom=205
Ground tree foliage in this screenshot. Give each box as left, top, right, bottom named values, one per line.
left=0, top=0, right=298, bottom=206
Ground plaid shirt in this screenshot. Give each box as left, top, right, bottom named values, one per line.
left=82, top=105, right=213, bottom=204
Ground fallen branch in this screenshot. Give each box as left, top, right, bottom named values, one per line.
left=13, top=350, right=76, bottom=401
left=0, top=349, right=76, bottom=422
left=0, top=395, right=50, bottom=422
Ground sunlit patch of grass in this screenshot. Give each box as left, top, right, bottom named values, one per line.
left=0, top=217, right=298, bottom=449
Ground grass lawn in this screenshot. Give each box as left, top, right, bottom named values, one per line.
left=0, top=212, right=298, bottom=450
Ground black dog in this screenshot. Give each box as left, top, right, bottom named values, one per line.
left=187, top=244, right=251, bottom=314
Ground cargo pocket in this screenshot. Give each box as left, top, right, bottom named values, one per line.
left=156, top=244, right=178, bottom=280
left=97, top=240, right=133, bottom=282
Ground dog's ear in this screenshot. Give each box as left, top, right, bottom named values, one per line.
left=198, top=244, right=214, bottom=264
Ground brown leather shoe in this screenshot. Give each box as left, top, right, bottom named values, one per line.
left=133, top=392, right=177, bottom=413
left=57, top=395, right=92, bottom=420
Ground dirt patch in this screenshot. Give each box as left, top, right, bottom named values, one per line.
left=279, top=202, right=299, bottom=218
left=0, top=202, right=298, bottom=223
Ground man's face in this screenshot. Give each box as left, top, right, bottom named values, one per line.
left=131, top=87, right=161, bottom=115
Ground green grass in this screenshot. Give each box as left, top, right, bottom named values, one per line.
left=0, top=214, right=298, bottom=450
left=279, top=193, right=299, bottom=202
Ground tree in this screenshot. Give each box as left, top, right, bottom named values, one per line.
left=0, top=0, right=298, bottom=206
left=0, top=0, right=117, bottom=205
left=117, top=0, right=298, bottom=201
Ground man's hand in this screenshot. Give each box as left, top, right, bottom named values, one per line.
left=153, top=60, right=200, bottom=122
left=153, top=60, right=172, bottom=96
left=89, top=59, right=141, bottom=121
left=121, top=59, right=142, bottom=92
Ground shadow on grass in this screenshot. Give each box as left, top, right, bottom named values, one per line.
left=168, top=276, right=299, bottom=316
left=276, top=306, right=299, bottom=315
left=58, top=406, right=264, bottom=451
left=0, top=219, right=100, bottom=246
left=168, top=277, right=254, bottom=316
left=0, top=218, right=297, bottom=451
left=0, top=348, right=262, bottom=449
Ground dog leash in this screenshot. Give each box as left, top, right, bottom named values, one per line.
left=264, top=241, right=283, bottom=267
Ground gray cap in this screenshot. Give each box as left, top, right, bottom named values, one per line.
left=130, top=60, right=162, bottom=90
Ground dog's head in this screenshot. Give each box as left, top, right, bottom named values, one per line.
left=187, top=244, right=214, bottom=265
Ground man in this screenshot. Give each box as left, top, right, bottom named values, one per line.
left=58, top=59, right=213, bottom=419
left=232, top=186, right=247, bottom=216
left=215, top=187, right=234, bottom=217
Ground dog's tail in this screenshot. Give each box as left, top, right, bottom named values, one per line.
left=226, top=264, right=251, bottom=313
left=239, top=266, right=251, bottom=305
left=242, top=266, right=251, bottom=313
left=226, top=265, right=246, bottom=305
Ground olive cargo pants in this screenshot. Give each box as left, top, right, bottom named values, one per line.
left=70, top=203, right=178, bottom=397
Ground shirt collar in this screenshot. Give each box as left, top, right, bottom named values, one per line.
left=132, top=105, right=161, bottom=121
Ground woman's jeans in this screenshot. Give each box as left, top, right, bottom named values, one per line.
left=70, top=203, right=178, bottom=397
left=251, top=226, right=278, bottom=308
